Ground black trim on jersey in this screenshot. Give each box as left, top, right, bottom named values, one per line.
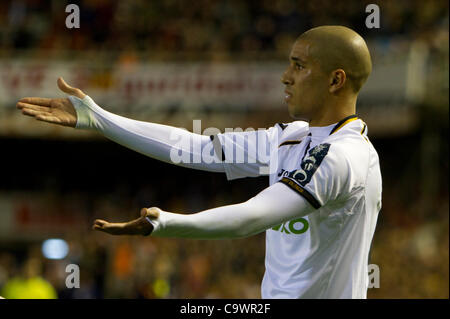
left=279, top=177, right=321, bottom=209
left=277, top=123, right=288, bottom=130
left=361, top=123, right=367, bottom=135
left=210, top=135, right=226, bottom=161
left=329, top=114, right=358, bottom=135
left=279, top=140, right=301, bottom=147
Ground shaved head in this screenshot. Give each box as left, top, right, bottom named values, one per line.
left=297, top=25, right=372, bottom=92
left=282, top=25, right=372, bottom=124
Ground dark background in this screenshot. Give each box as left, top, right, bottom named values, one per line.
left=0, top=0, right=448, bottom=298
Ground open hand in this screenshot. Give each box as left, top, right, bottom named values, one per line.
left=93, top=207, right=161, bottom=236
left=16, top=77, right=85, bottom=127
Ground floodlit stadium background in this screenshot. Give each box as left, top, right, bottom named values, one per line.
left=0, top=0, right=448, bottom=299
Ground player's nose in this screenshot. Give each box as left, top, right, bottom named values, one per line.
left=281, top=68, right=293, bottom=85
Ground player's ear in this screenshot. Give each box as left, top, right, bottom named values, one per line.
left=329, top=69, right=346, bottom=93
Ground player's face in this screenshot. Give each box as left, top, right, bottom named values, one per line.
left=281, top=39, right=329, bottom=121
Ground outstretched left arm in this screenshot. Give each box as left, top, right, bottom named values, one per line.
left=93, top=182, right=315, bottom=239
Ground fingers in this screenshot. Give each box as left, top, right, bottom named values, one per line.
left=92, top=219, right=118, bottom=234
left=18, top=104, right=61, bottom=124
left=17, top=102, right=53, bottom=120
left=57, top=77, right=85, bottom=99
left=20, top=107, right=49, bottom=117
left=93, top=209, right=157, bottom=236
left=19, top=107, right=63, bottom=125
left=94, top=219, right=107, bottom=227
left=93, top=219, right=107, bottom=231
left=17, top=76, right=86, bottom=107
left=35, top=114, right=63, bottom=124
left=93, top=219, right=136, bottom=236
left=18, top=97, right=52, bottom=107
left=17, top=102, right=51, bottom=112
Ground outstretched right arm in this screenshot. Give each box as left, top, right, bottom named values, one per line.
left=17, top=78, right=224, bottom=173
left=69, top=94, right=224, bottom=172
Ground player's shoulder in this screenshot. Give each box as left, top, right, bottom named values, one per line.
left=322, top=118, right=373, bottom=167
left=273, top=120, right=309, bottom=147
left=325, top=118, right=369, bottom=147
left=275, top=120, right=309, bottom=132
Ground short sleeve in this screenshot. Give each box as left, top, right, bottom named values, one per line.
left=278, top=143, right=353, bottom=209
left=213, top=125, right=280, bottom=180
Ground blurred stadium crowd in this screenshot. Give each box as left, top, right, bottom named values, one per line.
left=0, top=0, right=448, bottom=298
left=0, top=0, right=448, bottom=56
left=0, top=133, right=447, bottom=299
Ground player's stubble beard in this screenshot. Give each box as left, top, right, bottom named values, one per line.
left=287, top=96, right=314, bottom=122
left=288, top=87, right=328, bottom=124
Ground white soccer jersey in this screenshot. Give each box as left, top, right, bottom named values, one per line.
left=71, top=96, right=381, bottom=299
left=216, top=115, right=382, bottom=299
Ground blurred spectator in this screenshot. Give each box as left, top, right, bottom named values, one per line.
left=0, top=0, right=448, bottom=56
left=1, top=256, right=57, bottom=299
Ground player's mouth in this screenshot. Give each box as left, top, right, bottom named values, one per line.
left=284, top=90, right=292, bottom=102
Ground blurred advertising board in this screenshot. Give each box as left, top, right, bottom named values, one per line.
left=0, top=56, right=417, bottom=138
left=0, top=193, right=88, bottom=240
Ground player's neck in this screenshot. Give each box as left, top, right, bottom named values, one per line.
left=309, top=95, right=357, bottom=127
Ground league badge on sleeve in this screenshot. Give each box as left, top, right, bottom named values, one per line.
left=288, top=143, right=330, bottom=187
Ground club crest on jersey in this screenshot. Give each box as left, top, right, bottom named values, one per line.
left=287, top=143, right=330, bottom=186
left=310, top=143, right=329, bottom=155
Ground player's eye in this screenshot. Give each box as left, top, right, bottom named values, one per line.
left=295, top=63, right=304, bottom=70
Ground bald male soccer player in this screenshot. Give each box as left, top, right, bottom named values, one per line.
left=17, top=26, right=382, bottom=299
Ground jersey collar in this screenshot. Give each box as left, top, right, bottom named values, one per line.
left=308, top=114, right=359, bottom=138
left=308, top=122, right=336, bottom=137
left=329, top=115, right=358, bottom=135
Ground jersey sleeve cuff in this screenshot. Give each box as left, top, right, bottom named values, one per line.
left=68, top=95, right=89, bottom=129
left=211, top=134, right=242, bottom=181
left=144, top=210, right=172, bottom=236
left=278, top=177, right=322, bottom=209
left=69, top=95, right=102, bottom=130
left=144, top=216, right=160, bottom=235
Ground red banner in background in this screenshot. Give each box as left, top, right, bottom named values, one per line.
left=0, top=194, right=88, bottom=240
left=0, top=61, right=285, bottom=111
left=0, top=57, right=418, bottom=137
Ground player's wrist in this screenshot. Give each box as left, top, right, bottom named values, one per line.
left=141, top=216, right=155, bottom=236
left=118, top=216, right=154, bottom=236
left=141, top=207, right=163, bottom=235
left=68, top=95, right=92, bottom=129
left=69, top=95, right=103, bottom=130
